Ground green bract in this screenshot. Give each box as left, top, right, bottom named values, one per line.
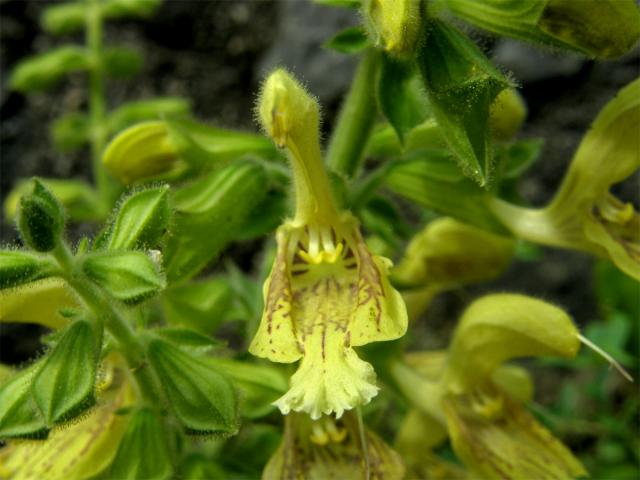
left=147, top=338, right=238, bottom=435
left=107, top=408, right=173, bottom=480
left=0, top=251, right=55, bottom=289
left=31, top=319, right=101, bottom=426
left=0, top=362, right=48, bottom=439
left=98, top=186, right=171, bottom=251
left=417, top=20, right=511, bottom=187
left=82, top=251, right=165, bottom=304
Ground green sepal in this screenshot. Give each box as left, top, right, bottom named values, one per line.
left=164, top=161, right=268, bottom=283
left=443, top=0, right=640, bottom=59
left=17, top=180, right=65, bottom=252
left=98, top=186, right=171, bottom=251
left=41, top=2, right=86, bottom=35
left=103, top=47, right=143, bottom=78
left=165, top=118, right=281, bottom=168
left=107, top=98, right=191, bottom=135
left=6, top=178, right=104, bottom=222
left=205, top=358, right=288, bottom=419
left=0, top=362, right=48, bottom=440
left=417, top=20, right=511, bottom=188
left=147, top=327, right=224, bottom=354
left=10, top=46, right=91, bottom=92
left=378, top=55, right=430, bottom=144
left=51, top=112, right=91, bottom=152
left=0, top=250, right=55, bottom=290
left=31, top=319, right=101, bottom=426
left=82, top=251, right=165, bottom=304
left=147, top=338, right=238, bottom=435
left=385, top=150, right=506, bottom=232
left=107, top=408, right=173, bottom=480
left=102, top=0, right=162, bottom=19
left=324, top=27, right=370, bottom=54
left=162, top=277, right=233, bottom=333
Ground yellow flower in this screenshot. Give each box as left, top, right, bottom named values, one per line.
left=249, top=69, right=407, bottom=419
left=263, top=411, right=405, bottom=480
left=391, top=294, right=588, bottom=479
left=490, top=78, right=640, bottom=279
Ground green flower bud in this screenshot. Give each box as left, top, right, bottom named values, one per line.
left=363, top=0, right=421, bottom=56
left=490, top=88, right=527, bottom=141
left=102, top=121, right=184, bottom=185
left=17, top=180, right=65, bottom=252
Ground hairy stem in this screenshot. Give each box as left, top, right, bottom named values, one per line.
left=326, top=49, right=380, bottom=179
left=51, top=242, right=158, bottom=404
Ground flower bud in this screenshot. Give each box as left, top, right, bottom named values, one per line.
left=363, top=0, right=421, bottom=56
left=490, top=88, right=527, bottom=141
left=102, top=121, right=184, bottom=185
left=17, top=180, right=65, bottom=252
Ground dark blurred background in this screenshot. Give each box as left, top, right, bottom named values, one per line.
left=0, top=1, right=639, bottom=473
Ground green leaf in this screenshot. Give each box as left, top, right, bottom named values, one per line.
left=102, top=47, right=143, bottom=78
left=0, top=362, right=48, bottom=439
left=107, top=98, right=191, bottom=134
left=324, top=27, right=370, bottom=54
left=385, top=150, right=507, bottom=232
left=0, top=250, right=55, bottom=290
left=51, top=112, right=91, bottom=152
left=162, top=277, right=233, bottom=333
left=100, top=186, right=171, bottom=250
left=10, top=46, right=91, bottom=92
left=108, top=408, right=173, bottom=480
left=147, top=339, right=238, bottom=435
left=378, top=56, right=430, bottom=143
left=82, top=251, right=165, bottom=304
left=102, top=0, right=162, bottom=19
left=149, top=327, right=224, bottom=353
left=164, top=161, right=268, bottom=283
left=17, top=180, right=65, bottom=252
left=41, top=2, right=86, bottom=35
left=31, top=320, right=100, bottom=426
left=417, top=20, right=511, bottom=187
left=205, top=358, right=288, bottom=419
left=5, top=178, right=104, bottom=222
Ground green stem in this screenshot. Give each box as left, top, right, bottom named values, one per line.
left=86, top=0, right=113, bottom=209
left=326, top=49, right=380, bottom=179
left=51, top=242, right=158, bottom=404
